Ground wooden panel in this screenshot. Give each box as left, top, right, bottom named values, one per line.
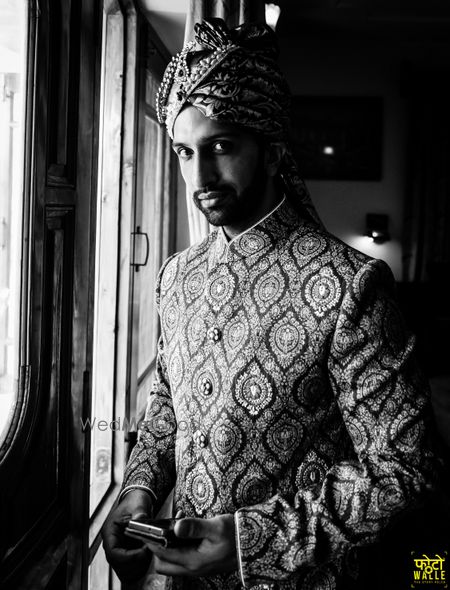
left=46, top=0, right=80, bottom=187
left=0, top=206, right=74, bottom=587
left=1, top=0, right=101, bottom=587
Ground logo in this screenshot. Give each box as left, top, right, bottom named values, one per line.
left=411, top=551, right=448, bottom=587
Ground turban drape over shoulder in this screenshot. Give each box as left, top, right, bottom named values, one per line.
left=157, top=18, right=323, bottom=227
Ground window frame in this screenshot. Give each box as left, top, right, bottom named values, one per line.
left=129, top=24, right=176, bottom=426
left=0, top=0, right=37, bottom=466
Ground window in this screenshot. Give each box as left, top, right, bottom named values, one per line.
left=0, top=0, right=30, bottom=451
left=129, top=28, right=176, bottom=423
left=87, top=13, right=176, bottom=586
left=89, top=0, right=124, bottom=514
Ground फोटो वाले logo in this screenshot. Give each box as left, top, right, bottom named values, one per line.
left=411, top=551, right=448, bottom=587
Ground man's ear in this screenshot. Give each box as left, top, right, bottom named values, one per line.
left=265, top=142, right=287, bottom=177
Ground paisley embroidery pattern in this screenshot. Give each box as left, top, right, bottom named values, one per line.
left=234, top=460, right=274, bottom=505
left=235, top=232, right=269, bottom=257
left=186, top=313, right=206, bottom=355
left=235, top=361, right=274, bottom=417
left=295, top=450, right=329, bottom=490
left=305, top=265, right=342, bottom=318
left=206, top=265, right=236, bottom=312
left=265, top=411, right=303, bottom=463
left=253, top=264, right=286, bottom=314
left=222, top=311, right=250, bottom=365
left=210, top=413, right=244, bottom=469
left=167, top=345, right=184, bottom=389
left=183, top=266, right=207, bottom=303
left=122, top=198, right=437, bottom=590
left=269, top=311, right=307, bottom=369
left=162, top=297, right=180, bottom=340
left=185, top=460, right=216, bottom=514
left=160, top=255, right=178, bottom=293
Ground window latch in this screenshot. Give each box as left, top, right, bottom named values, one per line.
left=131, top=226, right=149, bottom=272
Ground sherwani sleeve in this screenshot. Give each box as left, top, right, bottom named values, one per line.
left=235, top=258, right=440, bottom=586
left=120, top=259, right=178, bottom=513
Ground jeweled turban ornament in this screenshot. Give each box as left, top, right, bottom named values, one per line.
left=156, top=19, right=240, bottom=135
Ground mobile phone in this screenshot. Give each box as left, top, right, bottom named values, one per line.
left=124, top=518, right=182, bottom=548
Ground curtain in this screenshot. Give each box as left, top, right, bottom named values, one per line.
left=400, top=65, right=450, bottom=378
left=402, top=69, right=450, bottom=285
left=183, top=0, right=265, bottom=243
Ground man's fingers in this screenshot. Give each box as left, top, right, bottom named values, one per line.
left=154, top=556, right=189, bottom=576
left=111, top=545, right=150, bottom=565
left=143, top=542, right=188, bottom=563
left=109, top=546, right=152, bottom=583
left=131, top=511, right=149, bottom=521
left=174, top=517, right=215, bottom=539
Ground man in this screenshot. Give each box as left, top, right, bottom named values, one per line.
left=102, top=18, right=440, bottom=590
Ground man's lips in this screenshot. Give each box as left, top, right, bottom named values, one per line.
left=197, top=191, right=228, bottom=201
left=197, top=191, right=230, bottom=207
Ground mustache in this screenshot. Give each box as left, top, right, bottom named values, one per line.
left=193, top=186, right=235, bottom=200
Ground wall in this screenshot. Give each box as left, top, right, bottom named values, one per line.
left=279, top=38, right=450, bottom=280
left=171, top=32, right=450, bottom=273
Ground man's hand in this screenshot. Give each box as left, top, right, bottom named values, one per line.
left=148, top=514, right=237, bottom=577
left=101, top=489, right=153, bottom=583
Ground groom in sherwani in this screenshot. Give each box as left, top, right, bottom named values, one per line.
left=102, top=18, right=441, bottom=590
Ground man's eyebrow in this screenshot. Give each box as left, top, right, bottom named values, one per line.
left=172, top=132, right=240, bottom=149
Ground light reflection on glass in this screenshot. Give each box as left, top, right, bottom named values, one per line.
left=0, top=1, right=28, bottom=445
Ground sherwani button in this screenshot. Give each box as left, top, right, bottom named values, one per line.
left=207, top=326, right=222, bottom=342
left=200, top=378, right=213, bottom=396
left=193, top=429, right=208, bottom=448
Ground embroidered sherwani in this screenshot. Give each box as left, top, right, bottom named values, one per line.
left=122, top=199, right=436, bottom=589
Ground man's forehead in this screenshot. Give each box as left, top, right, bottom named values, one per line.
left=172, top=105, right=244, bottom=145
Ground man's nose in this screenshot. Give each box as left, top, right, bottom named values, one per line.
left=191, top=154, right=217, bottom=190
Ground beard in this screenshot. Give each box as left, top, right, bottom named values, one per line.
left=192, top=150, right=268, bottom=228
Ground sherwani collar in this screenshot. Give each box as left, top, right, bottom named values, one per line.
left=214, top=197, right=302, bottom=263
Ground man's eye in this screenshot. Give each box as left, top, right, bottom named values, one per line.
left=212, top=141, right=231, bottom=154
left=176, top=147, right=191, bottom=159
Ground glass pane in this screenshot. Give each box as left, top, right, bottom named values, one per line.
left=136, top=116, right=163, bottom=379
left=0, top=1, right=28, bottom=444
left=130, top=51, right=174, bottom=422
left=145, top=74, right=158, bottom=111
left=90, top=3, right=123, bottom=515
left=88, top=545, right=110, bottom=590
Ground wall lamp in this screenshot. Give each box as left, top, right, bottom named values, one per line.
left=265, top=3, right=281, bottom=30
left=365, top=213, right=390, bottom=244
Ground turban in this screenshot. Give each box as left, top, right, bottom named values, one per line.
left=157, top=18, right=322, bottom=227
